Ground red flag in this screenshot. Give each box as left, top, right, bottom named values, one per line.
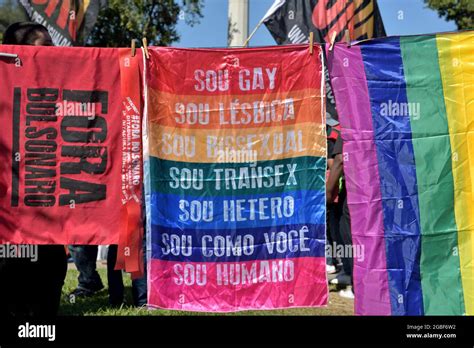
left=0, top=45, right=142, bottom=255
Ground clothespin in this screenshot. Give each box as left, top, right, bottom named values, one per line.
left=344, top=29, right=351, bottom=47
left=131, top=39, right=136, bottom=57
left=309, top=32, right=314, bottom=55
left=142, top=38, right=150, bottom=59
left=328, top=32, right=337, bottom=51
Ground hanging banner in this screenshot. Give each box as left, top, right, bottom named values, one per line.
left=263, top=0, right=386, bottom=44
left=0, top=45, right=143, bottom=253
left=263, top=0, right=386, bottom=124
left=327, top=31, right=474, bottom=315
left=145, top=45, right=328, bottom=312
left=19, top=0, right=107, bottom=46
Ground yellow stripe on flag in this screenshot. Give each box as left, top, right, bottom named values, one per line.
left=437, top=31, right=474, bottom=315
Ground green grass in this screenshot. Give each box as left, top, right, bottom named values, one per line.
left=59, top=266, right=354, bottom=316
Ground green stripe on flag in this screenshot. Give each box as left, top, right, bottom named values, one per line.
left=401, top=36, right=465, bottom=315
left=149, top=155, right=326, bottom=197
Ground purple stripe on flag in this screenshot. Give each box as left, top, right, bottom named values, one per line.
left=327, top=45, right=391, bottom=315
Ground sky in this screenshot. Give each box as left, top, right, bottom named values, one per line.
left=175, top=0, right=457, bottom=48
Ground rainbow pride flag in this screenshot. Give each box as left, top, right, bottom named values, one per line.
left=144, top=45, right=328, bottom=311
left=328, top=31, right=474, bottom=315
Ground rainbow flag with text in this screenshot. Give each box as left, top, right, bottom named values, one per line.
left=144, top=45, right=328, bottom=312
left=328, top=31, right=474, bottom=315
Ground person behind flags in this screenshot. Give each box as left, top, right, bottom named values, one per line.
left=67, top=244, right=147, bottom=307
left=326, top=123, right=342, bottom=275
left=3, top=22, right=54, bottom=46
left=107, top=242, right=147, bottom=307
left=0, top=22, right=68, bottom=317
left=326, top=130, right=354, bottom=299
left=68, top=245, right=105, bottom=298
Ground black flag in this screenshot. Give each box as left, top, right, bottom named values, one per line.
left=20, top=0, right=107, bottom=47
left=263, top=0, right=386, bottom=122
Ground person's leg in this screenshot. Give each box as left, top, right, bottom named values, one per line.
left=327, top=202, right=342, bottom=268
left=0, top=245, right=67, bottom=316
left=329, top=185, right=353, bottom=288
left=106, top=244, right=124, bottom=306
left=338, top=195, right=355, bottom=299
left=69, top=245, right=103, bottom=294
left=36, top=245, right=68, bottom=316
left=0, top=255, right=29, bottom=316
left=131, top=239, right=147, bottom=307
left=7, top=246, right=42, bottom=316
left=131, top=276, right=147, bottom=307
left=0, top=257, right=9, bottom=316
left=326, top=203, right=334, bottom=267
left=339, top=188, right=353, bottom=279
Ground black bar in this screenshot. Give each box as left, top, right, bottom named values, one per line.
left=0, top=316, right=473, bottom=346
left=11, top=87, right=21, bottom=207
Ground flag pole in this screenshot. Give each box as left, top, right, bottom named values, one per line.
left=242, top=0, right=287, bottom=47
left=243, top=19, right=264, bottom=47
left=228, top=0, right=249, bottom=47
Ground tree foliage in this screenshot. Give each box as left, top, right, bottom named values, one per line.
left=88, top=0, right=204, bottom=47
left=424, top=0, right=473, bottom=30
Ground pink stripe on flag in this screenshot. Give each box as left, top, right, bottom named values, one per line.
left=327, top=45, right=391, bottom=315
left=148, top=257, right=327, bottom=312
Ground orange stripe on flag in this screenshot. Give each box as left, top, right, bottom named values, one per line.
left=148, top=88, right=322, bottom=129
left=149, top=121, right=326, bottom=163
